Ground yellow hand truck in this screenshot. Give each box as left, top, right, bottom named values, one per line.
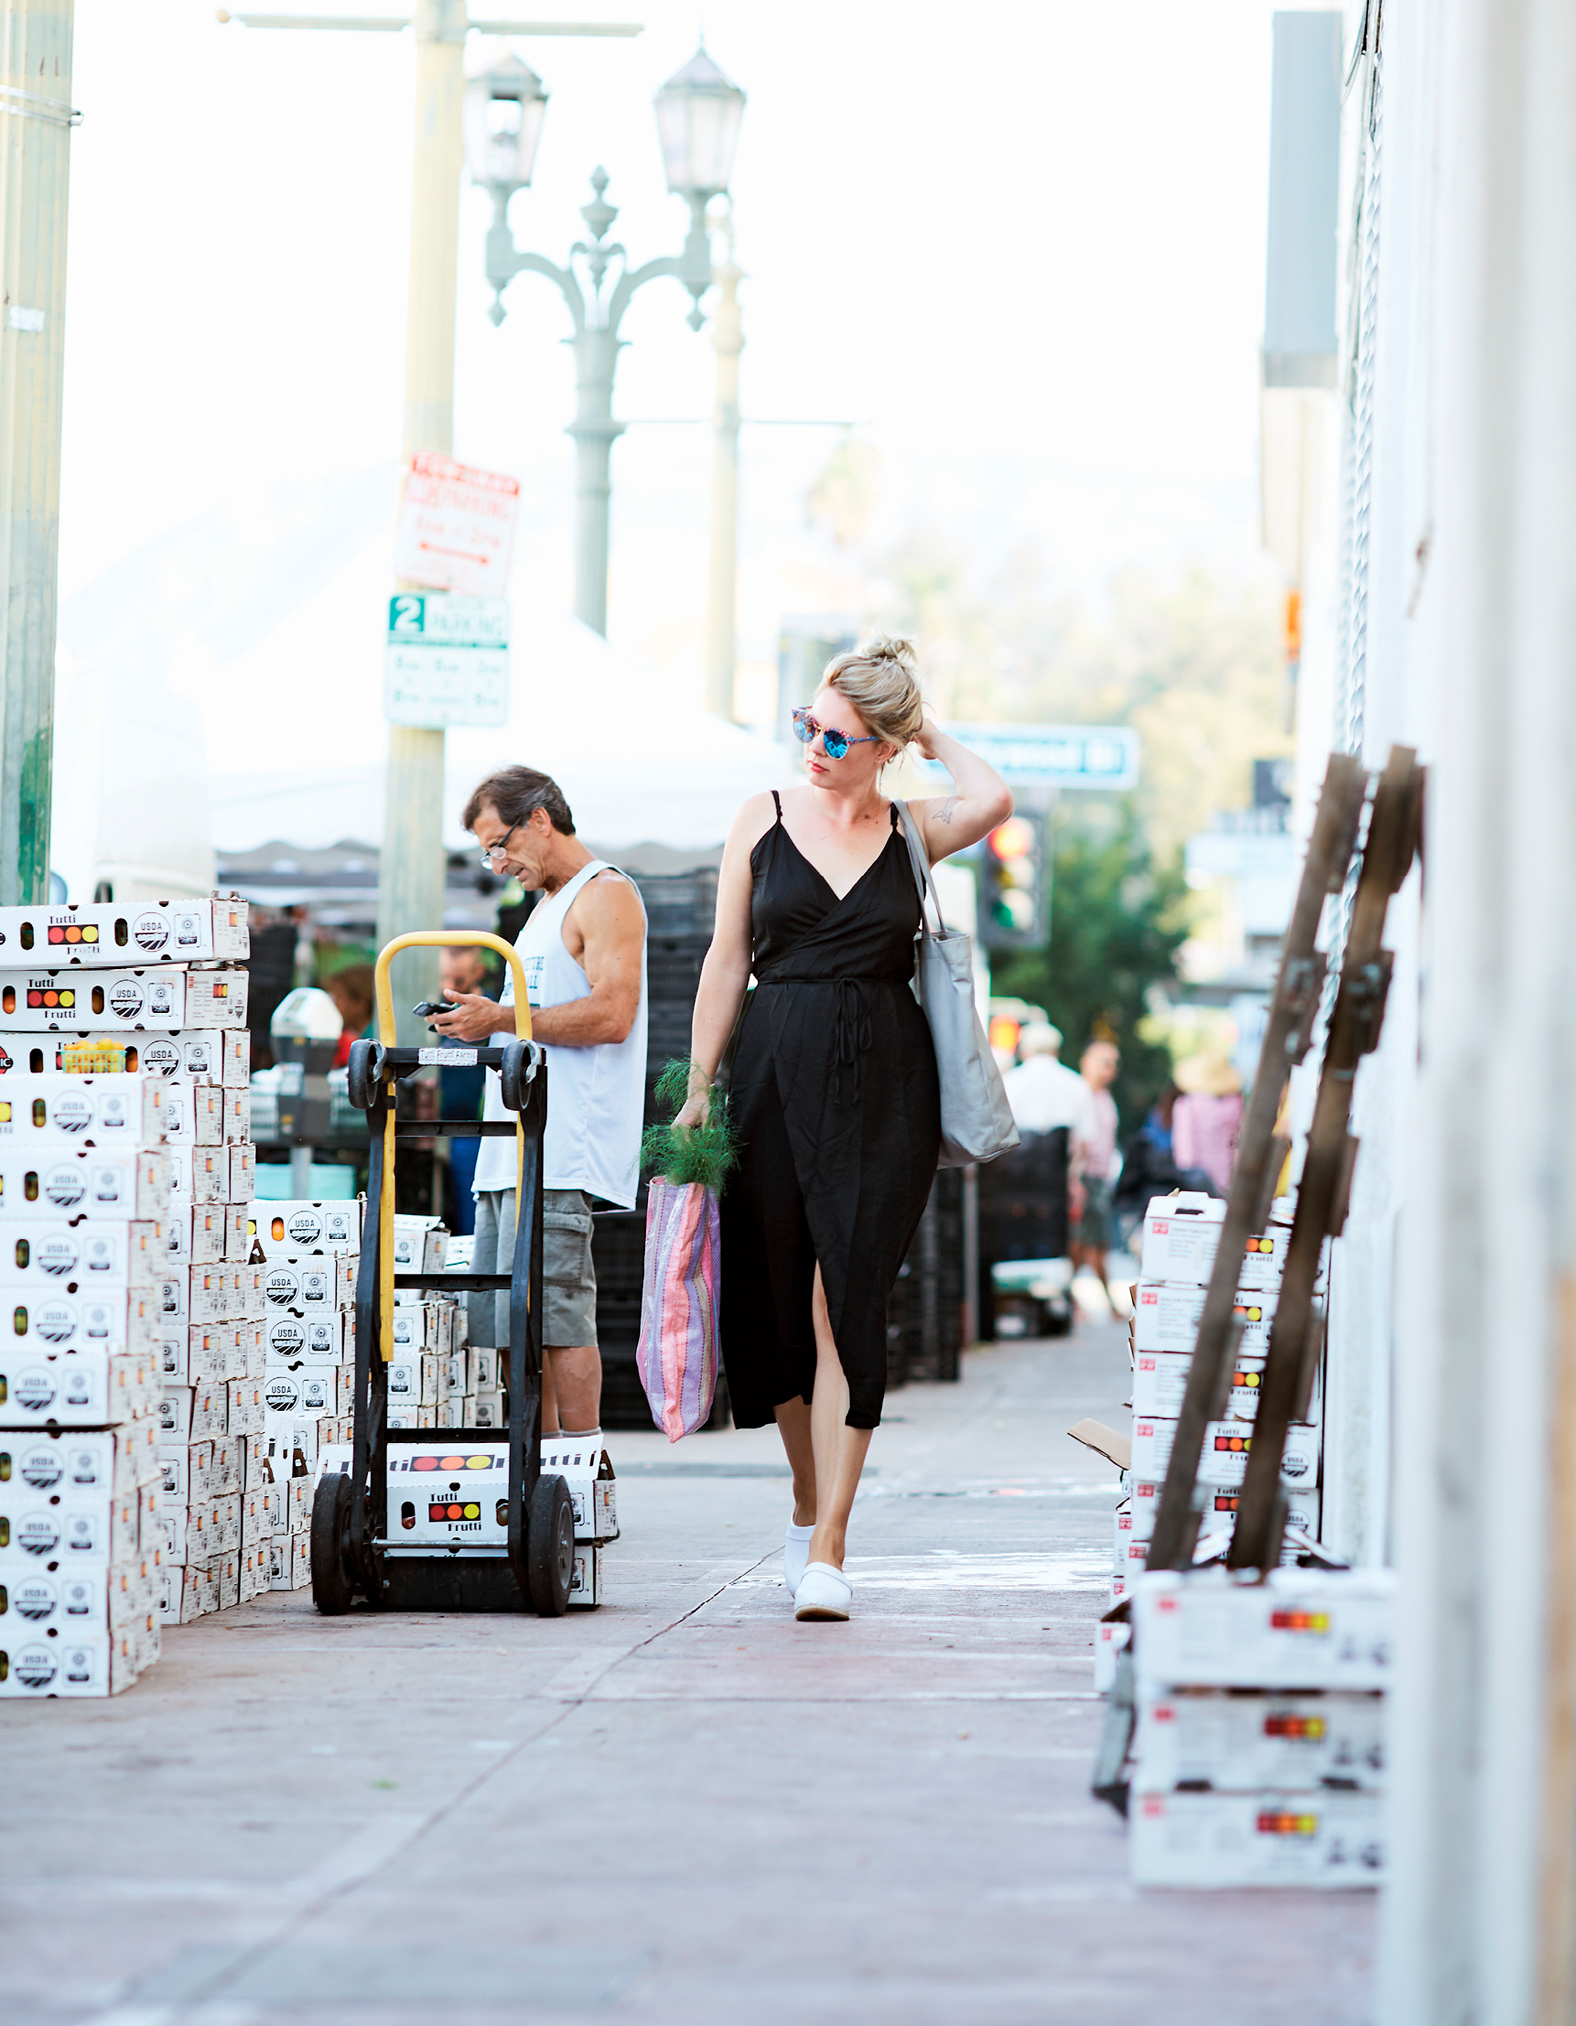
left=310, top=931, right=576, bottom=1616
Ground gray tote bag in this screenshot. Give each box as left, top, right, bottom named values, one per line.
left=896, top=801, right=1021, bottom=1169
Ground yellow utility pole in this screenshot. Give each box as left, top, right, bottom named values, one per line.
left=379, top=0, right=467, bottom=1036
left=704, top=212, right=741, bottom=722
left=0, top=0, right=76, bottom=905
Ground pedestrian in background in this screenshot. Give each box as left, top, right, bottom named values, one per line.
left=326, top=964, right=374, bottom=1070
left=1072, top=1038, right=1120, bottom=1298
left=1002, top=1023, right=1096, bottom=1150
left=1171, top=1052, right=1244, bottom=1196
left=435, top=944, right=498, bottom=1236
left=677, top=636, right=1013, bottom=1623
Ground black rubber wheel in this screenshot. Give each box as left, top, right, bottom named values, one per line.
left=526, top=1473, right=575, bottom=1616
left=346, top=1038, right=378, bottom=1114
left=310, top=1470, right=356, bottom=1614
left=500, top=1038, right=531, bottom=1114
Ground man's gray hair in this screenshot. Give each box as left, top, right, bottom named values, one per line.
left=461, top=765, right=575, bottom=837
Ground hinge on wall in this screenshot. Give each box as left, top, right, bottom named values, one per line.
left=1345, top=0, right=1382, bottom=94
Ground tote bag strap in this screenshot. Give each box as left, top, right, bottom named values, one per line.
left=895, top=800, right=949, bottom=940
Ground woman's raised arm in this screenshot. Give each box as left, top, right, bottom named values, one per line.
left=904, top=722, right=1015, bottom=863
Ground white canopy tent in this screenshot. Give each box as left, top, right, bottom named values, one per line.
left=207, top=610, right=795, bottom=858
left=51, top=471, right=796, bottom=898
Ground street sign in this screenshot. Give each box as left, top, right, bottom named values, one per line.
left=384, top=594, right=510, bottom=730
left=394, top=452, right=521, bottom=598
left=918, top=723, right=1140, bottom=791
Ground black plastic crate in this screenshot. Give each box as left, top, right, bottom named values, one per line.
left=902, top=1171, right=965, bottom=1384
left=632, top=870, right=718, bottom=939
left=592, top=1209, right=647, bottom=1290
left=599, top=1341, right=733, bottom=1431
left=978, top=1128, right=1069, bottom=1264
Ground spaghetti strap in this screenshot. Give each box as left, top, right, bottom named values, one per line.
left=771, top=790, right=783, bottom=823
left=888, top=801, right=899, bottom=830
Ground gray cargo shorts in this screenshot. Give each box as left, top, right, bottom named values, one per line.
left=470, top=1187, right=598, bottom=1350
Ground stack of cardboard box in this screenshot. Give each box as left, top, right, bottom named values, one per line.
left=253, top=1197, right=364, bottom=1591
left=1116, top=1193, right=1321, bottom=1598
left=0, top=1073, right=168, bottom=1695
left=386, top=1214, right=491, bottom=1427
left=1128, top=1567, right=1390, bottom=1886
left=155, top=1234, right=273, bottom=1621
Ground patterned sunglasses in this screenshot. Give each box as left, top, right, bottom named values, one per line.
left=792, top=706, right=879, bottom=760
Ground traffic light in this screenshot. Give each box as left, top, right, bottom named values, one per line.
left=978, top=814, right=1047, bottom=951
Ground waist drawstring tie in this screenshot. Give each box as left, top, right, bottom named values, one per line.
left=827, top=980, right=873, bottom=1106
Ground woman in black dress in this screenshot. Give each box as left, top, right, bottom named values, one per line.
left=678, top=637, right=1013, bottom=1620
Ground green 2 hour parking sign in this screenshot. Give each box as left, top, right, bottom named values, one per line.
left=384, top=593, right=510, bottom=729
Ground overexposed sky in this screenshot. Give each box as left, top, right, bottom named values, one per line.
left=59, top=0, right=1283, bottom=661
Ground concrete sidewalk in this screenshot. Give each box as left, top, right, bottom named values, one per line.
left=1, top=1323, right=1375, bottom=2025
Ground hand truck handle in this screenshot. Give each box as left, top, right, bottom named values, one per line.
left=372, top=929, right=533, bottom=1047
left=370, top=930, right=537, bottom=1365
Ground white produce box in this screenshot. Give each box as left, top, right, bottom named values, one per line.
left=0, top=1028, right=250, bottom=1084
left=1131, top=1349, right=1323, bottom=1425
left=0, top=1555, right=157, bottom=1635
left=251, top=1199, right=362, bottom=1256
left=0, top=1344, right=159, bottom=1426
left=1130, top=1788, right=1384, bottom=1888
left=2, top=1422, right=159, bottom=1499
left=1133, top=1685, right=1386, bottom=1792
left=0, top=897, right=248, bottom=966
left=0, top=967, right=245, bottom=1031
left=1130, top=1416, right=1320, bottom=1490
left=393, top=1215, right=447, bottom=1274
left=0, top=1074, right=164, bottom=1147
left=0, top=1146, right=169, bottom=1221
left=264, top=1310, right=344, bottom=1367
left=1139, top=1193, right=1292, bottom=1294
left=262, top=1255, right=355, bottom=1312
left=0, top=1219, right=163, bottom=1290
left=541, top=1433, right=619, bottom=1544
left=1133, top=1281, right=1277, bottom=1356
left=1133, top=1568, right=1395, bottom=1690
left=0, top=1478, right=143, bottom=1565
left=0, top=1628, right=143, bottom=1696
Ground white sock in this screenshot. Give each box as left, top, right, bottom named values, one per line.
left=785, top=1520, right=815, bottom=1598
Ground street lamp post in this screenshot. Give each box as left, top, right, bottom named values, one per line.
left=471, top=44, right=745, bottom=637
left=705, top=208, right=743, bottom=721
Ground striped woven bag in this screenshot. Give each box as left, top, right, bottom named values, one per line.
left=635, top=1177, right=720, bottom=1441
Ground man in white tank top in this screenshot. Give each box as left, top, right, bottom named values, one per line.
left=432, top=766, right=648, bottom=1435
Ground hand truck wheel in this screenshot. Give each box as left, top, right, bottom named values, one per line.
left=526, top=1473, right=575, bottom=1616
left=310, top=1470, right=356, bottom=1614
left=500, top=1037, right=535, bottom=1115
left=346, top=1038, right=381, bottom=1114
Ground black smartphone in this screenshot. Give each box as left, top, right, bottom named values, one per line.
left=412, top=999, right=457, bottom=1018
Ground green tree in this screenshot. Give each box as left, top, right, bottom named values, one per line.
left=991, top=801, right=1189, bottom=1133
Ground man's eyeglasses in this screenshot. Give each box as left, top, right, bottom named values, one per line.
left=478, top=822, right=521, bottom=868
left=792, top=707, right=879, bottom=761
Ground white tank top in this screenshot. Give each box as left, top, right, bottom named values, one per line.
left=472, top=861, right=648, bottom=1208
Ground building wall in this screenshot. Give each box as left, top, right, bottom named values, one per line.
left=1344, top=0, right=1576, bottom=2015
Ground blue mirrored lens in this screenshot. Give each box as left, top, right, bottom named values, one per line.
left=792, top=711, right=813, bottom=744
left=822, top=729, right=849, bottom=758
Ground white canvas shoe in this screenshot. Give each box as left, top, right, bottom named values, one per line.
left=784, top=1521, right=816, bottom=1598
left=794, top=1562, right=852, bottom=1621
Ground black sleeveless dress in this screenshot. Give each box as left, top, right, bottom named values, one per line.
left=719, top=795, right=941, bottom=1429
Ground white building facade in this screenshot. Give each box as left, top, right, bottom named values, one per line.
left=1284, top=1, right=1576, bottom=2015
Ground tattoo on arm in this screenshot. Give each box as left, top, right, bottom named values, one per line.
left=930, top=797, right=960, bottom=827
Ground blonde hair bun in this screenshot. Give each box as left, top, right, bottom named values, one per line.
left=822, top=633, right=926, bottom=751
